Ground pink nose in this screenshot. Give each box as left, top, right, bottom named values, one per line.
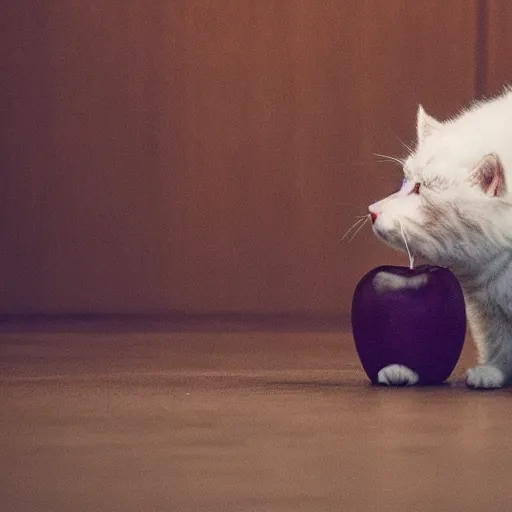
left=370, top=211, right=378, bottom=224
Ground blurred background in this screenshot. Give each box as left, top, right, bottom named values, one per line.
left=2, top=0, right=512, bottom=319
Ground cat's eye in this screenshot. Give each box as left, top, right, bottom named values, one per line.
left=411, top=182, right=421, bottom=194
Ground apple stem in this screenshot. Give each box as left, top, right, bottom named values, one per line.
left=399, top=220, right=415, bottom=270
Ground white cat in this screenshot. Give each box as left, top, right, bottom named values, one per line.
left=369, top=90, right=512, bottom=389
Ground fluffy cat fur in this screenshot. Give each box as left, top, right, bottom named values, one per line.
left=369, top=89, right=512, bottom=389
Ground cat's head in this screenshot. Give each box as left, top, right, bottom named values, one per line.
left=369, top=105, right=511, bottom=271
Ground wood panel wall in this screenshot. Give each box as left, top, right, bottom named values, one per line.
left=482, top=0, right=512, bottom=97
left=2, top=1, right=478, bottom=315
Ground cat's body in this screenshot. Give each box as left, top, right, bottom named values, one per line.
left=369, top=89, right=512, bottom=389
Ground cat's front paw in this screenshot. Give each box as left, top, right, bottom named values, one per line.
left=466, top=365, right=506, bottom=389
left=377, top=364, right=419, bottom=386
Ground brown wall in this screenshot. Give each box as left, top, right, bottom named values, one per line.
left=483, top=0, right=512, bottom=97
left=0, top=1, right=492, bottom=315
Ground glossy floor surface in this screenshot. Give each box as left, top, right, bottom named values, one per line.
left=1, top=325, right=511, bottom=511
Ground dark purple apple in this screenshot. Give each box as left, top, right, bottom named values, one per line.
left=351, top=265, right=466, bottom=385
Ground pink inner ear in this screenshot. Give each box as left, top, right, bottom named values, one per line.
left=474, top=154, right=505, bottom=197
left=482, top=167, right=497, bottom=193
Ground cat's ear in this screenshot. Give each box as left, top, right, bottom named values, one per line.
left=470, top=154, right=506, bottom=197
left=417, top=105, right=442, bottom=144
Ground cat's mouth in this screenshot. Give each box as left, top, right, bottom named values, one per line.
left=371, top=222, right=401, bottom=248
left=372, top=223, right=436, bottom=267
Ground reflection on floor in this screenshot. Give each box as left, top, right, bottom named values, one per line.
left=1, top=323, right=511, bottom=512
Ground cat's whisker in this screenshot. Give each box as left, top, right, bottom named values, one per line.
left=349, top=216, right=370, bottom=242
left=373, top=160, right=405, bottom=172
left=342, top=217, right=367, bottom=240
left=342, top=216, right=369, bottom=240
left=370, top=152, right=405, bottom=166
left=347, top=161, right=402, bottom=173
left=373, top=159, right=402, bottom=164
left=398, top=220, right=415, bottom=269
left=391, top=130, right=414, bottom=153
left=371, top=161, right=403, bottom=176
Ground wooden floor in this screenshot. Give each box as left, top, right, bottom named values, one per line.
left=1, top=322, right=512, bottom=512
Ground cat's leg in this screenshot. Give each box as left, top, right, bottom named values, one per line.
left=465, top=299, right=509, bottom=389
left=377, top=364, right=419, bottom=386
